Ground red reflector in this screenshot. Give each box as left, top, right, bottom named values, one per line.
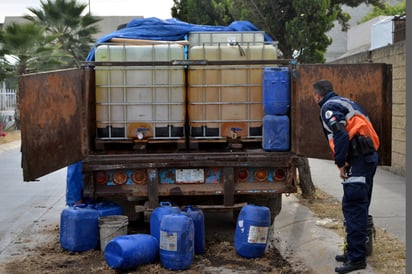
left=113, top=171, right=128, bottom=185
left=274, top=168, right=286, bottom=181
left=254, top=169, right=267, bottom=181
left=238, top=169, right=249, bottom=181
left=132, top=170, right=146, bottom=184
left=95, top=171, right=108, bottom=184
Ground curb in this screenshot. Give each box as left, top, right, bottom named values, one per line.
left=272, top=195, right=375, bottom=273
left=0, top=140, right=21, bottom=153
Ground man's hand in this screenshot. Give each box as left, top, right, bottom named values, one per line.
left=338, top=162, right=350, bottom=180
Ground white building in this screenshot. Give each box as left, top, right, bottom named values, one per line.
left=325, top=0, right=404, bottom=62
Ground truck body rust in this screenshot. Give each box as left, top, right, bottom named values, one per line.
left=19, top=69, right=86, bottom=180
left=291, top=64, right=392, bottom=165
left=19, top=57, right=392, bottom=222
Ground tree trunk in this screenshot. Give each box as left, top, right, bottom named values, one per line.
left=297, top=157, right=315, bottom=198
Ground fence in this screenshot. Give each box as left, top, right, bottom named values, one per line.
left=0, top=89, right=16, bottom=111
left=0, top=89, right=17, bottom=131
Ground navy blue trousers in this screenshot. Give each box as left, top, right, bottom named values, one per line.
left=342, top=151, right=378, bottom=261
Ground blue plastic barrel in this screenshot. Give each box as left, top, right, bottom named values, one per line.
left=159, top=214, right=194, bottom=270
left=262, top=114, right=290, bottom=151
left=95, top=201, right=123, bottom=217
left=182, top=205, right=206, bottom=254
left=263, top=67, right=290, bottom=115
left=104, top=234, right=159, bottom=270
left=234, top=204, right=271, bottom=258
left=150, top=201, right=181, bottom=242
left=60, top=204, right=100, bottom=252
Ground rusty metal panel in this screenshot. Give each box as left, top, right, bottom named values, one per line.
left=291, top=63, right=392, bottom=165
left=19, top=68, right=86, bottom=181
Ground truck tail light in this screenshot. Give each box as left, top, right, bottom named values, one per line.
left=113, top=171, right=128, bottom=185
left=238, top=169, right=249, bottom=181
left=254, top=169, right=267, bottom=181
left=274, top=168, right=286, bottom=181
left=132, top=169, right=146, bottom=184
left=95, top=171, right=108, bottom=184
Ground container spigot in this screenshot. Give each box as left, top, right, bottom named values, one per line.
left=136, top=127, right=149, bottom=140
left=230, top=127, right=242, bottom=139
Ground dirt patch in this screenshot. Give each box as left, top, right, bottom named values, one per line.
left=0, top=130, right=310, bottom=273
left=0, top=130, right=20, bottom=145
left=0, top=189, right=405, bottom=274
left=1, top=220, right=311, bottom=274
left=0, top=133, right=404, bottom=273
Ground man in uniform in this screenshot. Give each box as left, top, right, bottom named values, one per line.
left=312, top=79, right=379, bottom=274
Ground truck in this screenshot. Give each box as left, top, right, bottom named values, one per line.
left=18, top=22, right=392, bottom=224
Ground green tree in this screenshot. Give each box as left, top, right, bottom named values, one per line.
left=172, top=0, right=384, bottom=63
left=359, top=0, right=406, bottom=23
left=287, top=0, right=336, bottom=62
left=0, top=22, right=63, bottom=129
left=24, top=0, right=101, bottom=68
left=331, top=0, right=384, bottom=31
left=230, top=0, right=336, bottom=63
left=231, top=0, right=384, bottom=63
left=172, top=0, right=234, bottom=25
left=0, top=22, right=60, bottom=78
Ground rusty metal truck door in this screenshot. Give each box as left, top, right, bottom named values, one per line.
left=291, top=63, right=392, bottom=165
left=19, top=68, right=90, bottom=181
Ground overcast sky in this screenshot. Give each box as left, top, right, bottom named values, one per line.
left=0, top=0, right=174, bottom=23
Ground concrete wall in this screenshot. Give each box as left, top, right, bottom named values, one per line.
left=325, top=0, right=404, bottom=62
left=330, top=41, right=406, bottom=176
left=348, top=16, right=391, bottom=51
left=325, top=4, right=372, bottom=62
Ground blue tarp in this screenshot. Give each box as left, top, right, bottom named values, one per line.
left=86, top=17, right=273, bottom=60
left=66, top=161, right=83, bottom=206
left=69, top=18, right=272, bottom=205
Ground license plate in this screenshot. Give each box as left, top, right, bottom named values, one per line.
left=176, top=169, right=204, bottom=183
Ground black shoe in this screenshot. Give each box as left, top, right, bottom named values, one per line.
left=335, top=253, right=347, bottom=262
left=335, top=260, right=367, bottom=274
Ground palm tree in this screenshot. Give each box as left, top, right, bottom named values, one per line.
left=24, top=0, right=101, bottom=68
left=0, top=22, right=62, bottom=129
left=0, top=22, right=60, bottom=77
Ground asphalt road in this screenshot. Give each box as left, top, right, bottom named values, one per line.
left=0, top=141, right=67, bottom=262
